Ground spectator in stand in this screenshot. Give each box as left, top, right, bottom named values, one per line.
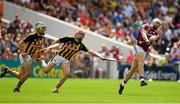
left=0, top=33, right=4, bottom=58
left=13, top=14, right=21, bottom=30
left=92, top=45, right=109, bottom=78
left=127, top=50, right=134, bottom=63
left=73, top=52, right=92, bottom=78
left=1, top=47, right=12, bottom=60
left=171, top=54, right=180, bottom=65
left=170, top=42, right=180, bottom=65
left=7, top=23, right=16, bottom=34
left=110, top=45, right=124, bottom=61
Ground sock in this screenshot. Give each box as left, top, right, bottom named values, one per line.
left=9, top=70, right=19, bottom=75
left=5, top=67, right=11, bottom=73
left=121, top=80, right=127, bottom=86
left=140, top=76, right=145, bottom=82
left=16, top=81, right=23, bottom=89
left=56, top=83, right=61, bottom=89
left=53, top=88, right=58, bottom=91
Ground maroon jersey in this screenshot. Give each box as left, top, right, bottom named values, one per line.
left=137, top=24, right=158, bottom=52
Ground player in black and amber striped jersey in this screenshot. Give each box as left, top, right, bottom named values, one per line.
left=56, top=36, right=88, bottom=61
left=0, top=22, right=47, bottom=92
left=41, top=31, right=113, bottom=93
left=22, top=32, right=45, bottom=57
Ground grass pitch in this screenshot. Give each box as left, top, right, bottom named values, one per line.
left=0, top=78, right=179, bottom=103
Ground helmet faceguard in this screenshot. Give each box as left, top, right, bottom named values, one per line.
left=151, top=18, right=162, bottom=30
left=35, top=22, right=47, bottom=35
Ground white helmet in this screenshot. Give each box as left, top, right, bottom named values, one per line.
left=151, top=18, right=162, bottom=30
left=152, top=18, right=162, bottom=26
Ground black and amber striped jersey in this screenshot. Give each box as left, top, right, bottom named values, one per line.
left=57, top=37, right=89, bottom=61
left=22, top=32, right=45, bottom=57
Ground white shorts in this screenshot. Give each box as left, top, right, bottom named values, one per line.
left=19, top=54, right=32, bottom=65
left=51, top=55, right=70, bottom=65
left=132, top=45, right=146, bottom=58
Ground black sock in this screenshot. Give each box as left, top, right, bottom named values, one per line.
left=140, top=76, right=144, bottom=79
left=16, top=81, right=23, bottom=89
left=9, top=70, right=13, bottom=74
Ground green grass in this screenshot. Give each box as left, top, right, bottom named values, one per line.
left=0, top=78, right=180, bottom=103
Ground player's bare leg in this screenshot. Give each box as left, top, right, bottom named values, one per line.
left=119, top=52, right=147, bottom=94
left=1, top=66, right=24, bottom=79
left=41, top=59, right=56, bottom=73
left=137, top=52, right=147, bottom=86
left=13, top=61, right=31, bottom=92
left=1, top=63, right=30, bottom=92
left=124, top=58, right=139, bottom=82
left=119, top=57, right=139, bottom=94
left=53, top=62, right=70, bottom=93
left=119, top=53, right=139, bottom=95
left=41, top=59, right=71, bottom=93
left=40, top=51, right=56, bottom=73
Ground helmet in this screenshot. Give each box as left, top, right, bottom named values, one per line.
left=152, top=18, right=162, bottom=26
left=35, top=22, right=47, bottom=35
left=151, top=18, right=162, bottom=30
left=76, top=30, right=85, bottom=36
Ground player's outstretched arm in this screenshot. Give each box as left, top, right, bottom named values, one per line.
left=51, top=39, right=60, bottom=45
left=141, top=25, right=150, bottom=45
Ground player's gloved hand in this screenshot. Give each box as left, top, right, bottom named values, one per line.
left=145, top=40, right=150, bottom=45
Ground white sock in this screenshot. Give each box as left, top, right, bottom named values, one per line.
left=9, top=70, right=18, bottom=75
left=140, top=76, right=145, bottom=82
left=53, top=88, right=58, bottom=91
left=140, top=78, right=145, bottom=82
left=121, top=81, right=126, bottom=86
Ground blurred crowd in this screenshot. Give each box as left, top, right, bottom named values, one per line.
left=8, top=0, right=180, bottom=64
left=1, top=0, right=180, bottom=78
left=9, top=0, right=180, bottom=51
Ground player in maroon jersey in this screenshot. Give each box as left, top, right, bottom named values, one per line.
left=119, top=18, right=162, bottom=95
